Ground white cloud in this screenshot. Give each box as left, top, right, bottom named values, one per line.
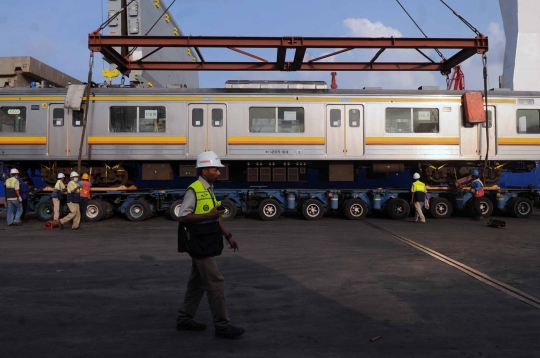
left=343, top=18, right=403, bottom=38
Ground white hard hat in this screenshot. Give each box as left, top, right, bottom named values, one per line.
left=413, top=173, right=421, bottom=180
left=57, top=173, right=65, bottom=179
left=70, top=171, right=79, bottom=178
left=10, top=168, right=19, bottom=174
left=196, top=151, right=224, bottom=168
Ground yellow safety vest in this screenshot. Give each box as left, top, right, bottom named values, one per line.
left=188, top=180, right=221, bottom=215
left=54, top=180, right=63, bottom=189
left=412, top=181, right=426, bottom=192
left=5, top=177, right=18, bottom=199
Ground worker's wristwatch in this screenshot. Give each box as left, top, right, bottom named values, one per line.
left=224, top=232, right=233, bottom=240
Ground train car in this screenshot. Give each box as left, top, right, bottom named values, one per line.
left=0, top=83, right=539, bottom=188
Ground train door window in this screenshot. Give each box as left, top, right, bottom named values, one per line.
left=139, top=106, right=166, bottom=132
left=52, top=108, right=64, bottom=127
left=192, top=108, right=204, bottom=127
left=110, top=106, right=137, bottom=132
left=386, top=108, right=411, bottom=133
left=349, top=109, right=360, bottom=127
left=330, top=109, right=341, bottom=127
left=72, top=109, right=84, bottom=127
left=212, top=108, right=223, bottom=127
left=249, top=107, right=276, bottom=133
left=278, top=107, right=304, bottom=133
left=481, top=111, right=493, bottom=128
left=517, top=109, right=540, bottom=134
left=413, top=108, right=439, bottom=133
left=0, top=107, right=26, bottom=132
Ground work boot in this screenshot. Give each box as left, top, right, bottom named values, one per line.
left=215, top=325, right=245, bottom=339
left=176, top=320, right=207, bottom=331
left=72, top=226, right=82, bottom=230
left=11, top=222, right=22, bottom=226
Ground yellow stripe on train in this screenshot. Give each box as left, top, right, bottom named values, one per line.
left=228, top=136, right=325, bottom=145
left=88, top=136, right=187, bottom=145
left=498, top=138, right=540, bottom=145
left=0, top=136, right=47, bottom=145
left=366, top=137, right=460, bottom=145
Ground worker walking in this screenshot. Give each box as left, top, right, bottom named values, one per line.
left=410, top=172, right=427, bottom=223
left=469, top=170, right=485, bottom=221
left=58, top=171, right=82, bottom=230
left=176, top=151, right=244, bottom=339
left=5, top=168, right=23, bottom=226
left=79, top=173, right=92, bottom=223
left=52, top=173, right=67, bottom=221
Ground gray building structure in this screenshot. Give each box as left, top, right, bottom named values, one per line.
left=107, top=0, right=199, bottom=88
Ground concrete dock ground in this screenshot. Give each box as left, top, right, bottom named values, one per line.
left=1, top=211, right=540, bottom=357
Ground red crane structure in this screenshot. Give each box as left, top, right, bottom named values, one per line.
left=447, top=65, right=466, bottom=90
left=88, top=33, right=488, bottom=77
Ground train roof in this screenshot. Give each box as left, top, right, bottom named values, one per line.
left=2, top=87, right=540, bottom=98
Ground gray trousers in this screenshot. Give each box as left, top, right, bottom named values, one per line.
left=177, top=257, right=230, bottom=329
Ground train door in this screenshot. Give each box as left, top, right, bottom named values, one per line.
left=326, top=105, right=364, bottom=157
left=479, top=106, right=496, bottom=157
left=48, top=105, right=87, bottom=158
left=188, top=104, right=227, bottom=157
left=48, top=104, right=67, bottom=157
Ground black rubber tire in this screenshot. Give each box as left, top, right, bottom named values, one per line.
left=258, top=198, right=282, bottom=221
left=36, top=200, right=55, bottom=222
left=429, top=197, right=453, bottom=219
left=344, top=199, right=368, bottom=220
left=511, top=197, right=533, bottom=218
left=169, top=200, right=183, bottom=221
left=86, top=200, right=105, bottom=222
left=103, top=201, right=115, bottom=219
left=385, top=198, right=410, bottom=220
left=126, top=199, right=150, bottom=222
left=220, top=199, right=238, bottom=221
left=302, top=199, right=325, bottom=221
left=478, top=197, right=493, bottom=218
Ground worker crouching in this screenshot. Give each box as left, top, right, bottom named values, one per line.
left=176, top=151, right=244, bottom=339
left=57, top=171, right=82, bottom=230
left=410, top=172, right=427, bottom=223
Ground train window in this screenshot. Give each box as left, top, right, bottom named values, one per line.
left=517, top=109, right=540, bottom=134
left=72, top=109, right=84, bottom=127
left=212, top=108, right=223, bottom=127
left=192, top=108, right=204, bottom=127
left=53, top=108, right=64, bottom=127
left=278, top=107, right=304, bottom=133
left=330, top=109, right=341, bottom=127
left=413, top=108, right=439, bottom=133
left=139, top=106, right=166, bottom=132
left=0, top=107, right=26, bottom=132
left=349, top=109, right=360, bottom=127
left=249, top=107, right=276, bottom=133
left=481, top=111, right=493, bottom=129
left=110, top=106, right=137, bottom=132
left=386, top=108, right=411, bottom=133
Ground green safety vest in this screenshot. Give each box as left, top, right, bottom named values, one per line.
left=188, top=180, right=221, bottom=215
left=5, top=177, right=18, bottom=199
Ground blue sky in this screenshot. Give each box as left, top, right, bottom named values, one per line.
left=0, top=0, right=504, bottom=90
